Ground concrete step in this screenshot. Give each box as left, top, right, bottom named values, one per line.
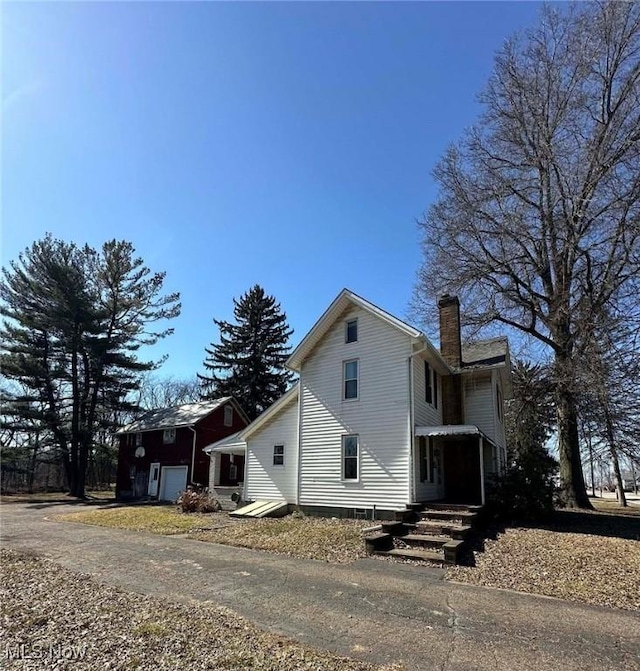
left=376, top=548, right=445, bottom=564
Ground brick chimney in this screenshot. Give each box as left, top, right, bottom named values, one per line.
left=438, top=294, right=464, bottom=425
left=438, top=294, right=462, bottom=368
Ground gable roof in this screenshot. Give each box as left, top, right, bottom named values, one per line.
left=117, top=397, right=237, bottom=434
left=286, top=289, right=424, bottom=372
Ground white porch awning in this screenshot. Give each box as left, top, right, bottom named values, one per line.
left=203, top=431, right=246, bottom=456
left=416, top=425, right=481, bottom=437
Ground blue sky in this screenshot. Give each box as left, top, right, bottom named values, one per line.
left=3, top=1, right=543, bottom=378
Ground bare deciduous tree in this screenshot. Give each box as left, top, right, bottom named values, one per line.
left=416, top=2, right=640, bottom=508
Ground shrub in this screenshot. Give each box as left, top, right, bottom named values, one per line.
left=176, top=488, right=221, bottom=514
left=487, top=449, right=558, bottom=522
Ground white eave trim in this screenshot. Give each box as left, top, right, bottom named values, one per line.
left=286, top=288, right=424, bottom=372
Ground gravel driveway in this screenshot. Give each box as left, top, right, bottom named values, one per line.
left=2, top=502, right=639, bottom=671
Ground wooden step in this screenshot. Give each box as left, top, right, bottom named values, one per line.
left=415, top=522, right=473, bottom=540
left=376, top=548, right=445, bottom=564
left=400, top=533, right=451, bottom=548
left=423, top=503, right=482, bottom=512
left=421, top=510, right=478, bottom=523
left=364, top=532, right=393, bottom=554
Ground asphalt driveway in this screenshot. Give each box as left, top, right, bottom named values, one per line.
left=2, top=502, right=639, bottom=671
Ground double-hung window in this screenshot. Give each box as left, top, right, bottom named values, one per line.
left=343, top=360, right=359, bottom=400
left=342, top=435, right=359, bottom=480
left=273, top=444, right=285, bottom=466
left=419, top=437, right=436, bottom=484
left=425, top=362, right=438, bottom=409
left=345, top=319, right=358, bottom=343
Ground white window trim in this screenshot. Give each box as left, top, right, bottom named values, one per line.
left=343, top=358, right=359, bottom=401
left=345, top=318, right=358, bottom=344
left=273, top=443, right=285, bottom=467
left=342, top=434, right=360, bottom=482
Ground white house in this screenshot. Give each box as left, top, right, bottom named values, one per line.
left=204, top=289, right=511, bottom=518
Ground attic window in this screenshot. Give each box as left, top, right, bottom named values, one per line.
left=224, top=405, right=233, bottom=427
left=345, top=319, right=358, bottom=343
left=163, top=428, right=176, bottom=444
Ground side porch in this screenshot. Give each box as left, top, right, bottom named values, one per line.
left=414, top=425, right=503, bottom=506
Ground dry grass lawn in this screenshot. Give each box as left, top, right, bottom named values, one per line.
left=56, top=507, right=371, bottom=562
left=56, top=506, right=217, bottom=535
left=192, top=516, right=370, bottom=563
left=1, top=549, right=400, bottom=671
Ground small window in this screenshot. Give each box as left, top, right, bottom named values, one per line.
left=224, top=405, right=233, bottom=427
left=273, top=444, right=284, bottom=466
left=425, top=362, right=433, bottom=404
left=419, top=437, right=436, bottom=484
left=433, top=371, right=438, bottom=409
left=343, top=360, right=359, bottom=400
left=163, top=428, right=176, bottom=444
left=419, top=437, right=428, bottom=482
left=345, top=319, right=358, bottom=343
left=135, top=432, right=142, bottom=447
left=496, top=386, right=503, bottom=421
left=342, top=435, right=359, bottom=480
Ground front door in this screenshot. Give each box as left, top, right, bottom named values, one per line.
left=148, top=462, right=161, bottom=497
left=443, top=440, right=481, bottom=504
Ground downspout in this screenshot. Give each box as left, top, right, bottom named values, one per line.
left=188, top=426, right=197, bottom=485
left=408, top=339, right=429, bottom=505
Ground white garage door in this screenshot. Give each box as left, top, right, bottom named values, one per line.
left=159, top=466, right=188, bottom=502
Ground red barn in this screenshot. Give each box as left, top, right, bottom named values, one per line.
left=115, top=398, right=248, bottom=501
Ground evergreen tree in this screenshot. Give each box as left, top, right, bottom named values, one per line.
left=0, top=235, right=181, bottom=497
left=199, top=285, right=293, bottom=420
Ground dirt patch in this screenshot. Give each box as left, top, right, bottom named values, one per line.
left=0, top=549, right=402, bottom=671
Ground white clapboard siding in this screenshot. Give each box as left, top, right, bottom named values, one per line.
left=245, top=398, right=298, bottom=503
left=299, top=306, right=412, bottom=511
left=413, top=355, right=442, bottom=427
left=463, top=372, right=497, bottom=442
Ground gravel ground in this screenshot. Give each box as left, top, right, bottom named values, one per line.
left=447, top=526, right=640, bottom=611
left=0, top=549, right=402, bottom=671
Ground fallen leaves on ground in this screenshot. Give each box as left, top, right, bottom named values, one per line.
left=447, top=526, right=640, bottom=611
left=192, top=516, right=371, bottom=563
left=0, top=549, right=402, bottom=671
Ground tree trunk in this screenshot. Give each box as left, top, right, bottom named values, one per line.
left=555, top=366, right=592, bottom=509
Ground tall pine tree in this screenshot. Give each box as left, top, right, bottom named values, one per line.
left=199, top=285, right=293, bottom=420
left=0, top=235, right=181, bottom=497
